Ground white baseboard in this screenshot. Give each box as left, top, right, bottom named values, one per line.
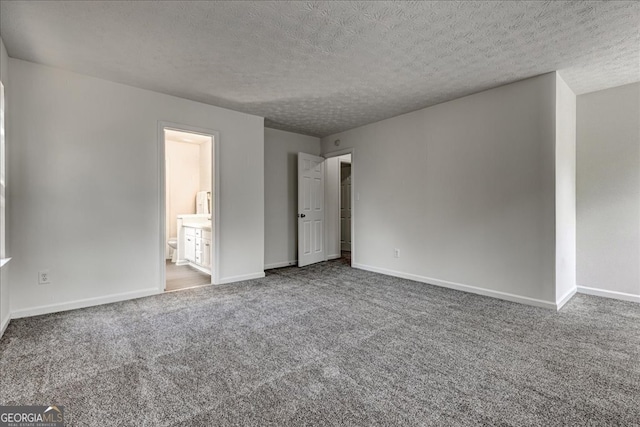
left=215, top=272, right=265, bottom=285
left=577, top=286, right=640, bottom=303
left=11, top=288, right=162, bottom=319
left=352, top=263, right=557, bottom=309
left=266, top=255, right=343, bottom=270
left=0, top=314, right=10, bottom=339
left=556, top=287, right=577, bottom=310
left=265, top=261, right=297, bottom=270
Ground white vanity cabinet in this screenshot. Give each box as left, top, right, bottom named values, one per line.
left=184, top=227, right=196, bottom=262
left=180, top=225, right=212, bottom=274
left=202, top=237, right=211, bottom=268
left=195, top=231, right=202, bottom=265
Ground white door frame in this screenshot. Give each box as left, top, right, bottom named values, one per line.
left=158, top=121, right=221, bottom=290
left=323, top=148, right=355, bottom=266
left=339, top=159, right=352, bottom=252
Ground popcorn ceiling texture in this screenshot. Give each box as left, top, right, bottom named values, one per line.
left=1, top=1, right=638, bottom=137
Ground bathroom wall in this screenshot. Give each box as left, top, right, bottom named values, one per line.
left=165, top=139, right=200, bottom=257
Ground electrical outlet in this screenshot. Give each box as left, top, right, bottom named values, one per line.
left=394, top=248, right=400, bottom=258
left=38, top=270, right=50, bottom=285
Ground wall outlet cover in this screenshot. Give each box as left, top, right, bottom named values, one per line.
left=38, top=270, right=50, bottom=284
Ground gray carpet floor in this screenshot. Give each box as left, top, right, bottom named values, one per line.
left=1, top=259, right=639, bottom=426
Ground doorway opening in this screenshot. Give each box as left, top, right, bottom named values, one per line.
left=161, top=126, right=217, bottom=292
left=339, top=155, right=352, bottom=266
left=322, top=149, right=354, bottom=268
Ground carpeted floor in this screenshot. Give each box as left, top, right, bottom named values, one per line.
left=1, top=259, right=639, bottom=426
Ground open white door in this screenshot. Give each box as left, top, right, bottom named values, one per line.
left=298, top=152, right=325, bottom=267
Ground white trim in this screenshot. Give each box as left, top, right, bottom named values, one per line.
left=577, top=286, right=640, bottom=303
left=265, top=260, right=297, bottom=270
left=0, top=313, right=9, bottom=338
left=11, top=288, right=161, bottom=319
left=212, top=130, right=221, bottom=285
left=327, top=253, right=341, bottom=260
left=158, top=122, right=166, bottom=289
left=158, top=121, right=221, bottom=290
left=216, top=272, right=265, bottom=285
left=0, top=257, right=10, bottom=268
left=556, top=287, right=577, bottom=310
left=352, top=263, right=558, bottom=309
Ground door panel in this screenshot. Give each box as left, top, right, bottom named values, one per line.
left=314, top=220, right=323, bottom=252
left=185, top=236, right=196, bottom=262
left=303, top=176, right=311, bottom=210
left=303, top=222, right=311, bottom=254
left=298, top=153, right=326, bottom=267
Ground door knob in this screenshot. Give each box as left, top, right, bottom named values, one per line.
left=299, top=214, right=306, bottom=218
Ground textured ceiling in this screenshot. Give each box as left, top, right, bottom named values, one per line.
left=1, top=1, right=639, bottom=137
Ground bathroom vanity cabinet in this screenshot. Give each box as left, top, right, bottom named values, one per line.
left=184, top=228, right=196, bottom=263
left=184, top=226, right=211, bottom=272
left=175, top=214, right=212, bottom=275
left=183, top=226, right=211, bottom=274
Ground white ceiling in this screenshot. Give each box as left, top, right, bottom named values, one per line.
left=1, top=1, right=638, bottom=137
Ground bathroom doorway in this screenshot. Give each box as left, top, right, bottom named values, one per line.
left=159, top=123, right=220, bottom=292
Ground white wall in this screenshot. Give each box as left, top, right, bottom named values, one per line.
left=577, top=82, right=640, bottom=302
left=0, top=37, right=10, bottom=336
left=8, top=59, right=264, bottom=317
left=322, top=73, right=565, bottom=308
left=264, top=128, right=320, bottom=269
left=555, top=75, right=577, bottom=304
left=165, top=139, right=200, bottom=256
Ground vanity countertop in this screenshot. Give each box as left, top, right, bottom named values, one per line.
left=182, top=222, right=212, bottom=231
